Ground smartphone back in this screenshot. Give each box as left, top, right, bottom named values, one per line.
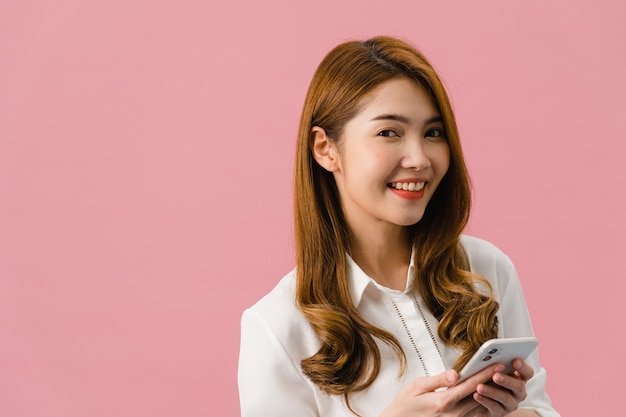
left=457, top=337, right=538, bottom=383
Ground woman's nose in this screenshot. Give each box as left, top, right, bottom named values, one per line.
left=401, top=140, right=431, bottom=171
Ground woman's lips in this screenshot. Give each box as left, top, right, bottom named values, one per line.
left=387, top=180, right=427, bottom=200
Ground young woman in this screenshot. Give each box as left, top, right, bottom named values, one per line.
left=238, top=36, right=559, bottom=417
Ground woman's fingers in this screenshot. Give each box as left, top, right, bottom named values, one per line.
left=475, top=382, right=518, bottom=414
left=470, top=358, right=534, bottom=415
left=512, top=358, right=534, bottom=382
left=382, top=371, right=482, bottom=417
left=491, top=358, right=533, bottom=402
left=406, top=370, right=458, bottom=395
left=388, top=362, right=530, bottom=417
left=472, top=390, right=508, bottom=417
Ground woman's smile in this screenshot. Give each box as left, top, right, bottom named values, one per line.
left=326, top=76, right=450, bottom=231
left=388, top=179, right=428, bottom=199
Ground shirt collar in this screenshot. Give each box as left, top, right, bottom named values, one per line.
left=347, top=248, right=416, bottom=307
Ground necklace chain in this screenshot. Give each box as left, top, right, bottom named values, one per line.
left=389, top=292, right=443, bottom=377
left=411, top=293, right=443, bottom=359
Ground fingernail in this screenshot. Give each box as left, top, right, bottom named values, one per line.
left=495, top=365, right=505, bottom=372
left=446, top=371, right=456, bottom=383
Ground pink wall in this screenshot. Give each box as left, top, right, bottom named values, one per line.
left=1, top=0, right=623, bottom=415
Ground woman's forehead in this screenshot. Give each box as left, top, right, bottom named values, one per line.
left=351, top=78, right=440, bottom=123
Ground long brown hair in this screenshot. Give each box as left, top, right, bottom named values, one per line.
left=294, top=36, right=498, bottom=409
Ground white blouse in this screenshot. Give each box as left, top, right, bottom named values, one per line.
left=238, top=236, right=560, bottom=417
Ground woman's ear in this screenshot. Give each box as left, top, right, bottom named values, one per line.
left=310, top=126, right=339, bottom=172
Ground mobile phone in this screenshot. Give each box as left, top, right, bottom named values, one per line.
left=456, top=337, right=538, bottom=383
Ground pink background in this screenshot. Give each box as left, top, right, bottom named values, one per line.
left=1, top=0, right=624, bottom=415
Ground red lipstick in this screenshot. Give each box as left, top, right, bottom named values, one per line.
left=387, top=178, right=427, bottom=200
left=390, top=188, right=425, bottom=200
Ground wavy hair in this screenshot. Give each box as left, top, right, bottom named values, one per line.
left=293, top=36, right=499, bottom=411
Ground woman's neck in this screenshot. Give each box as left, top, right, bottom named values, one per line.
left=349, top=226, right=412, bottom=291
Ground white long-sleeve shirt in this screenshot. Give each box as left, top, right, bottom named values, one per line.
left=238, top=235, right=559, bottom=417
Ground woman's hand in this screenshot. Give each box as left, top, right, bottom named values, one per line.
left=380, top=359, right=534, bottom=417
left=380, top=365, right=502, bottom=417
left=471, top=359, right=534, bottom=417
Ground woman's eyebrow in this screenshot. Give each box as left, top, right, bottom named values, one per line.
left=369, top=114, right=442, bottom=124
left=370, top=114, right=411, bottom=123
left=426, top=115, right=443, bottom=124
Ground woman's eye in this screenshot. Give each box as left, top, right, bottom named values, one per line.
left=425, top=128, right=444, bottom=139
left=377, top=129, right=399, bottom=138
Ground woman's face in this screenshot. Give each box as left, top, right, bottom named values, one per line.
left=329, top=77, right=450, bottom=235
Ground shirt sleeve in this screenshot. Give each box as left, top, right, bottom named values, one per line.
left=497, top=256, right=560, bottom=417
left=238, top=308, right=319, bottom=417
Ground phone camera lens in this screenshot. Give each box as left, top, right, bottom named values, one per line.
left=488, top=348, right=498, bottom=354
left=481, top=355, right=492, bottom=361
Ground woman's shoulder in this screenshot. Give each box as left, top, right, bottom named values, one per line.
left=243, top=268, right=316, bottom=348
left=246, top=268, right=299, bottom=317
left=459, top=235, right=516, bottom=281
left=460, top=234, right=505, bottom=255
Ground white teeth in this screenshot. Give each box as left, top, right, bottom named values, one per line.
left=391, top=182, right=425, bottom=191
